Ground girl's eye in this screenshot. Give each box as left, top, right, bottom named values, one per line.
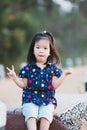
left=44, top=48, right=47, bottom=49
left=36, top=47, right=39, bottom=49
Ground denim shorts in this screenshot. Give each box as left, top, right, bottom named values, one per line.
left=22, top=102, right=55, bottom=123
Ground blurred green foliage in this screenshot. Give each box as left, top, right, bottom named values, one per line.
left=0, top=0, right=87, bottom=69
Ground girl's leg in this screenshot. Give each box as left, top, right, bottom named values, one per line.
left=40, top=117, right=50, bottom=130
left=27, top=117, right=37, bottom=130
left=22, top=103, right=39, bottom=130
left=39, top=104, right=54, bottom=130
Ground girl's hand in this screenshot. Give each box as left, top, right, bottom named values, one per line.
left=6, top=65, right=17, bottom=80
left=64, top=67, right=73, bottom=76
left=6, top=65, right=27, bottom=88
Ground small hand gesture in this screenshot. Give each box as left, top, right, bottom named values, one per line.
left=64, top=67, right=73, bottom=76
left=6, top=65, right=16, bottom=80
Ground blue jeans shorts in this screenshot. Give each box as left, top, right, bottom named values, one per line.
left=22, top=103, right=55, bottom=123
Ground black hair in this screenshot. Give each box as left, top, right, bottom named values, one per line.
left=27, top=31, right=60, bottom=65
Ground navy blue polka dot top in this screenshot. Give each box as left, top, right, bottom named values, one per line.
left=19, top=62, right=63, bottom=107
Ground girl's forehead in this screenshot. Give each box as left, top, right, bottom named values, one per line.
left=35, top=39, right=50, bottom=46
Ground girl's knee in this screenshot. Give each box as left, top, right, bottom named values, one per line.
left=40, top=117, right=49, bottom=122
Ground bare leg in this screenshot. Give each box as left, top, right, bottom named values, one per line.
left=26, top=117, right=37, bottom=130
left=40, top=118, right=50, bottom=130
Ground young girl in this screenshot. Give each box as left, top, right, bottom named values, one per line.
left=7, top=31, right=73, bottom=130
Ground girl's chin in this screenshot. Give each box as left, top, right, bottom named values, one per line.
left=37, top=57, right=45, bottom=61
left=37, top=59, right=46, bottom=63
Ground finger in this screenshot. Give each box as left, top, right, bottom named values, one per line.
left=12, top=65, right=14, bottom=71
left=6, top=67, right=11, bottom=72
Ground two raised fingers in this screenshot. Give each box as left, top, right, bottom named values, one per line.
left=6, top=65, right=15, bottom=72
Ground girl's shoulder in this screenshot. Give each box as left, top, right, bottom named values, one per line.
left=48, top=62, right=60, bottom=69
left=19, top=64, right=29, bottom=78
left=20, top=64, right=29, bottom=71
left=50, top=63, right=63, bottom=77
left=20, top=62, right=35, bottom=70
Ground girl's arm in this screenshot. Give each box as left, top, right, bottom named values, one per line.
left=52, top=68, right=73, bottom=89
left=6, top=65, right=27, bottom=89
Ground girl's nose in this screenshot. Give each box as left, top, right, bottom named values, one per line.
left=40, top=48, right=44, bottom=52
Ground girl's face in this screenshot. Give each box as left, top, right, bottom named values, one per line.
left=34, top=39, right=50, bottom=64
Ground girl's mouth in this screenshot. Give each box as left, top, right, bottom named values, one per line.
left=38, top=55, right=44, bottom=57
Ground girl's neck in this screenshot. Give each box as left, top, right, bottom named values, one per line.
left=36, top=62, right=46, bottom=69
